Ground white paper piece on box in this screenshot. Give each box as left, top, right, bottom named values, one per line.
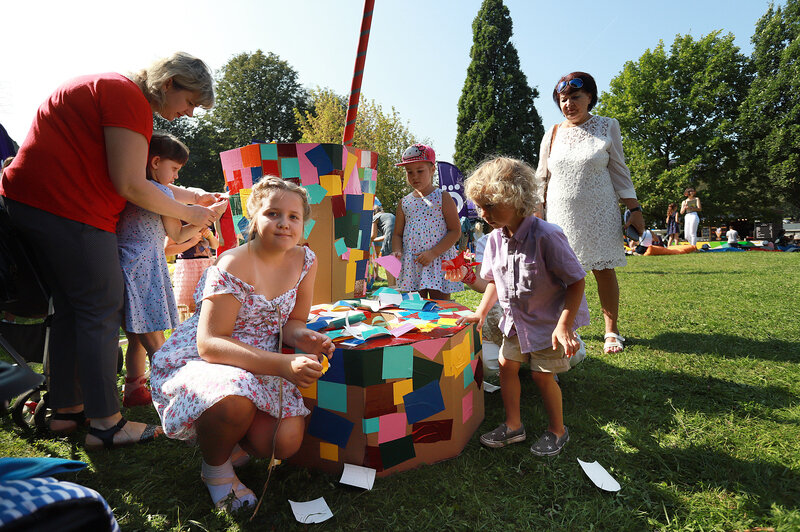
left=288, top=497, right=334, bottom=523
left=339, top=463, right=376, bottom=490
left=577, top=459, right=621, bottom=492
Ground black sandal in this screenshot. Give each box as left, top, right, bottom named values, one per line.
left=49, top=411, right=88, bottom=435
left=86, top=417, right=161, bottom=450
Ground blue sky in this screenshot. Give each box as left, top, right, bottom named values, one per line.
left=1, top=0, right=776, bottom=167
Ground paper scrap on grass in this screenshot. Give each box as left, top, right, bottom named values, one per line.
left=289, top=497, right=334, bottom=524
left=483, top=381, right=500, bottom=393
left=340, top=464, right=376, bottom=490
left=577, top=459, right=621, bottom=492
left=375, top=255, right=402, bottom=278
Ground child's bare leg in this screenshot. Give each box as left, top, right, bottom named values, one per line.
left=426, top=289, right=451, bottom=301
left=530, top=371, right=565, bottom=437
left=499, top=354, right=522, bottom=430
left=124, top=332, right=147, bottom=378
left=137, top=330, right=166, bottom=361
left=241, top=411, right=304, bottom=460
left=195, top=395, right=257, bottom=465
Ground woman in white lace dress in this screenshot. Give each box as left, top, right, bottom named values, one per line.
left=535, top=72, right=644, bottom=354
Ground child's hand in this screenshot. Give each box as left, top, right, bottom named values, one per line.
left=285, top=354, right=323, bottom=388
left=415, top=250, right=435, bottom=266
left=552, top=324, right=579, bottom=357
left=457, top=312, right=485, bottom=330
left=294, top=329, right=335, bottom=360
left=392, top=250, right=403, bottom=261
left=444, top=265, right=469, bottom=283
left=200, top=227, right=213, bottom=239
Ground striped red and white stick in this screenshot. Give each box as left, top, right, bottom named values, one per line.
left=342, top=0, right=375, bottom=146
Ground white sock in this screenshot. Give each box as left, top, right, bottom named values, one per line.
left=230, top=443, right=251, bottom=467
left=201, top=459, right=256, bottom=510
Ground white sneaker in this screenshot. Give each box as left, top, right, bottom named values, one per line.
left=569, top=334, right=586, bottom=368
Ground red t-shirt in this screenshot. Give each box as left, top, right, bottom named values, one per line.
left=0, top=73, right=153, bottom=233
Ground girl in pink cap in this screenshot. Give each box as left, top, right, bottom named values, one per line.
left=391, top=144, right=462, bottom=300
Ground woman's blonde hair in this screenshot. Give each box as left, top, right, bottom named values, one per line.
left=465, top=157, right=543, bottom=217
left=129, top=52, right=214, bottom=114
left=246, top=176, right=311, bottom=240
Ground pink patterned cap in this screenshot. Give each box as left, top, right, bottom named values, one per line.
left=396, top=144, right=436, bottom=167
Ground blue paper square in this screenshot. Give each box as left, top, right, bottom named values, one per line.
left=305, top=144, right=333, bottom=175
left=403, top=380, right=445, bottom=424
left=363, top=417, right=379, bottom=434
left=250, top=166, right=263, bottom=183
left=319, top=348, right=346, bottom=384
left=307, top=407, right=354, bottom=448
left=382, top=345, right=413, bottom=379
left=317, top=381, right=347, bottom=413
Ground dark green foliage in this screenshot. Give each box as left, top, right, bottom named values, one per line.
left=596, top=32, right=751, bottom=223
left=153, top=115, right=226, bottom=193
left=454, top=0, right=544, bottom=174
left=736, top=0, right=800, bottom=219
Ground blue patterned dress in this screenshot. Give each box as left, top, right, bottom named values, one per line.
left=117, top=181, right=179, bottom=333
left=398, top=188, right=462, bottom=294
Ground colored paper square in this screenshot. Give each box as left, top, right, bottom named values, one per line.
left=349, top=249, right=364, bottom=261
left=379, top=435, right=415, bottom=470
left=240, top=167, right=253, bottom=189
left=261, top=159, right=280, bottom=177
left=305, top=144, right=334, bottom=175
left=413, top=338, right=448, bottom=361
left=304, top=219, right=316, bottom=240
left=345, top=261, right=356, bottom=293
left=220, top=148, right=244, bottom=171
left=345, top=193, right=363, bottom=212
left=462, top=390, right=474, bottom=424
left=320, top=175, right=342, bottom=196
left=298, top=380, right=317, bottom=399
left=412, top=419, right=453, bottom=444
left=363, top=193, right=374, bottom=210
left=239, top=189, right=251, bottom=218
left=260, top=143, right=278, bottom=160
left=382, top=345, right=413, bottom=379
left=320, top=441, right=338, bottom=461
left=277, top=143, right=297, bottom=157
left=331, top=195, right=347, bottom=219
left=403, top=380, right=445, bottom=424
left=251, top=165, right=263, bottom=184
left=319, top=348, right=346, bottom=384
left=334, top=238, right=348, bottom=256
left=463, top=363, right=474, bottom=388
left=393, top=379, right=413, bottom=405
left=241, top=144, right=262, bottom=168
left=317, top=381, right=347, bottom=413
left=236, top=216, right=249, bottom=234
left=360, top=149, right=372, bottom=168
left=307, top=407, right=354, bottom=448
left=305, top=184, right=327, bottom=205
left=413, top=357, right=443, bottom=390
left=378, top=412, right=407, bottom=444
left=281, top=157, right=301, bottom=178
left=343, top=348, right=383, bottom=387
left=323, top=144, right=343, bottom=170
left=364, top=382, right=397, bottom=418
left=443, top=333, right=471, bottom=377
left=343, top=165, right=362, bottom=194
left=363, top=417, right=379, bottom=434
left=355, top=259, right=367, bottom=280
left=363, top=445, right=383, bottom=472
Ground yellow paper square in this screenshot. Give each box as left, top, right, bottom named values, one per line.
left=437, top=318, right=458, bottom=327
left=320, top=175, right=342, bottom=196
left=349, top=249, right=364, bottom=261
left=298, top=380, right=317, bottom=399
left=239, top=189, right=252, bottom=218
left=320, top=442, right=338, bottom=461
left=393, top=379, right=414, bottom=405
left=443, top=334, right=471, bottom=376
left=363, top=193, right=374, bottom=210
left=345, top=261, right=356, bottom=292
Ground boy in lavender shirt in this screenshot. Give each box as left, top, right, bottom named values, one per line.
left=460, top=157, right=590, bottom=456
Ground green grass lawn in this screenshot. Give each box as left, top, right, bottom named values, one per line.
left=2, top=252, right=799, bottom=530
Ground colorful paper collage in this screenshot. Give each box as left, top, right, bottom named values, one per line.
left=219, top=142, right=380, bottom=304
left=290, top=304, right=485, bottom=478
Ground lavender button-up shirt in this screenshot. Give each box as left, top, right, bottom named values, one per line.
left=480, top=216, right=590, bottom=353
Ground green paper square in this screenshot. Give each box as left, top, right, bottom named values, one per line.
left=334, top=238, right=348, bottom=256
left=382, top=345, right=413, bottom=379
left=304, top=219, right=316, bottom=239
left=229, top=194, right=242, bottom=216
left=317, top=381, right=347, bottom=413
left=379, top=434, right=416, bottom=470
left=260, top=144, right=277, bottom=160
left=305, top=184, right=327, bottom=205
left=363, top=417, right=379, bottom=434
left=334, top=210, right=361, bottom=248
left=412, top=357, right=443, bottom=390
left=463, top=364, right=474, bottom=388
left=281, top=157, right=300, bottom=178
left=344, top=348, right=384, bottom=387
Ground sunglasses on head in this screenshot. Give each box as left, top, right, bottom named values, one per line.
left=556, top=78, right=584, bottom=93
left=402, top=145, right=425, bottom=160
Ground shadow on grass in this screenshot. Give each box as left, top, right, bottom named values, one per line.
left=633, top=332, right=800, bottom=363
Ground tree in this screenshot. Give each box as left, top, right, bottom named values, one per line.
left=153, top=114, right=226, bottom=193
left=211, top=50, right=308, bottom=147
left=454, top=0, right=543, bottom=173
left=596, top=32, right=750, bottom=222
left=295, top=87, right=419, bottom=213
left=737, top=0, right=800, bottom=218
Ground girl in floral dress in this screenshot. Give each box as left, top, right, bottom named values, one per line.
left=391, top=144, right=462, bottom=300
left=151, top=177, right=334, bottom=511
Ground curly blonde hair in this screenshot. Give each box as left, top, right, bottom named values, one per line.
left=129, top=52, right=214, bottom=115
left=465, top=157, right=543, bottom=217
left=246, top=176, right=311, bottom=240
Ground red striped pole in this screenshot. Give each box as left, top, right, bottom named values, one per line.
left=342, top=0, right=375, bottom=146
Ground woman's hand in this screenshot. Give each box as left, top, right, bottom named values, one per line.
left=552, top=323, right=579, bottom=357
left=626, top=210, right=645, bottom=234
left=415, top=250, right=435, bottom=266
left=196, top=192, right=224, bottom=206
left=284, top=354, right=323, bottom=388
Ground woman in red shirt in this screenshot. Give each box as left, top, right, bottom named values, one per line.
left=0, top=52, right=220, bottom=450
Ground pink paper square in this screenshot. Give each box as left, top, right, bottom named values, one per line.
left=296, top=143, right=321, bottom=186
left=378, top=412, right=407, bottom=443
left=462, top=390, right=473, bottom=424
left=412, top=338, right=448, bottom=361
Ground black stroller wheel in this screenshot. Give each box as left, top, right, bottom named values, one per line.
left=10, top=388, right=41, bottom=429
left=32, top=392, right=50, bottom=430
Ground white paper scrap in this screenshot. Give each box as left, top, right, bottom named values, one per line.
left=483, top=381, right=500, bottom=393
left=339, top=463, right=376, bottom=490
left=577, top=459, right=621, bottom=492
left=288, top=497, right=334, bottom=524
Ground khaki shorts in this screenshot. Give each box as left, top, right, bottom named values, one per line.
left=499, top=334, right=570, bottom=374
